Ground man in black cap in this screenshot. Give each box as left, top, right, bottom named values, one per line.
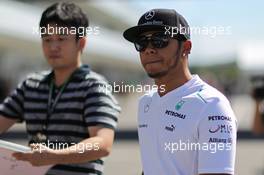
left=124, top=9, right=237, bottom=175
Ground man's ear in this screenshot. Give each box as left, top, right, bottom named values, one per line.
left=183, top=40, right=192, bottom=55
left=78, top=37, right=86, bottom=53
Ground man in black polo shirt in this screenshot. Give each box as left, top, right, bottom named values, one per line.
left=0, top=2, right=120, bottom=175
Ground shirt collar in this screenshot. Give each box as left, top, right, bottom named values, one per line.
left=41, top=64, right=90, bottom=83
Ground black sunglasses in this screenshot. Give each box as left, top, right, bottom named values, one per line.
left=134, top=32, right=170, bottom=52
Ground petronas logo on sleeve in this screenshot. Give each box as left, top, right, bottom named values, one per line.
left=175, top=100, right=185, bottom=111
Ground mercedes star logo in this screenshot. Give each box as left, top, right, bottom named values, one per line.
left=145, top=10, right=155, bottom=20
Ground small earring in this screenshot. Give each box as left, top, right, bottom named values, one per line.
left=183, top=53, right=186, bottom=56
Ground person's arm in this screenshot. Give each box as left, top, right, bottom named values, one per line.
left=0, top=115, right=18, bottom=134
left=252, top=100, right=264, bottom=135
left=0, top=81, right=25, bottom=131
left=53, top=126, right=114, bottom=163
left=13, top=126, right=114, bottom=166
left=50, top=126, right=114, bottom=164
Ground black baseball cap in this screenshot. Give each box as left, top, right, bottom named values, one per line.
left=123, top=9, right=190, bottom=42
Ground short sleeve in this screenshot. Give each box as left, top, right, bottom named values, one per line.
left=197, top=99, right=237, bottom=174
left=0, top=81, right=25, bottom=122
left=83, top=81, right=121, bottom=130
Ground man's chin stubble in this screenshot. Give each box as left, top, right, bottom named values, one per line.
left=147, top=70, right=168, bottom=78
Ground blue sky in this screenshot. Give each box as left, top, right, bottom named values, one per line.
left=128, top=0, right=264, bottom=70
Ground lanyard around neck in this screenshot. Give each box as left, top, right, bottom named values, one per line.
left=47, top=77, right=70, bottom=116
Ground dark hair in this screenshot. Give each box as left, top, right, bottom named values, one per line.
left=39, top=2, right=89, bottom=40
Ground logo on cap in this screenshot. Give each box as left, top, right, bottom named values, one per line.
left=145, top=10, right=155, bottom=20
